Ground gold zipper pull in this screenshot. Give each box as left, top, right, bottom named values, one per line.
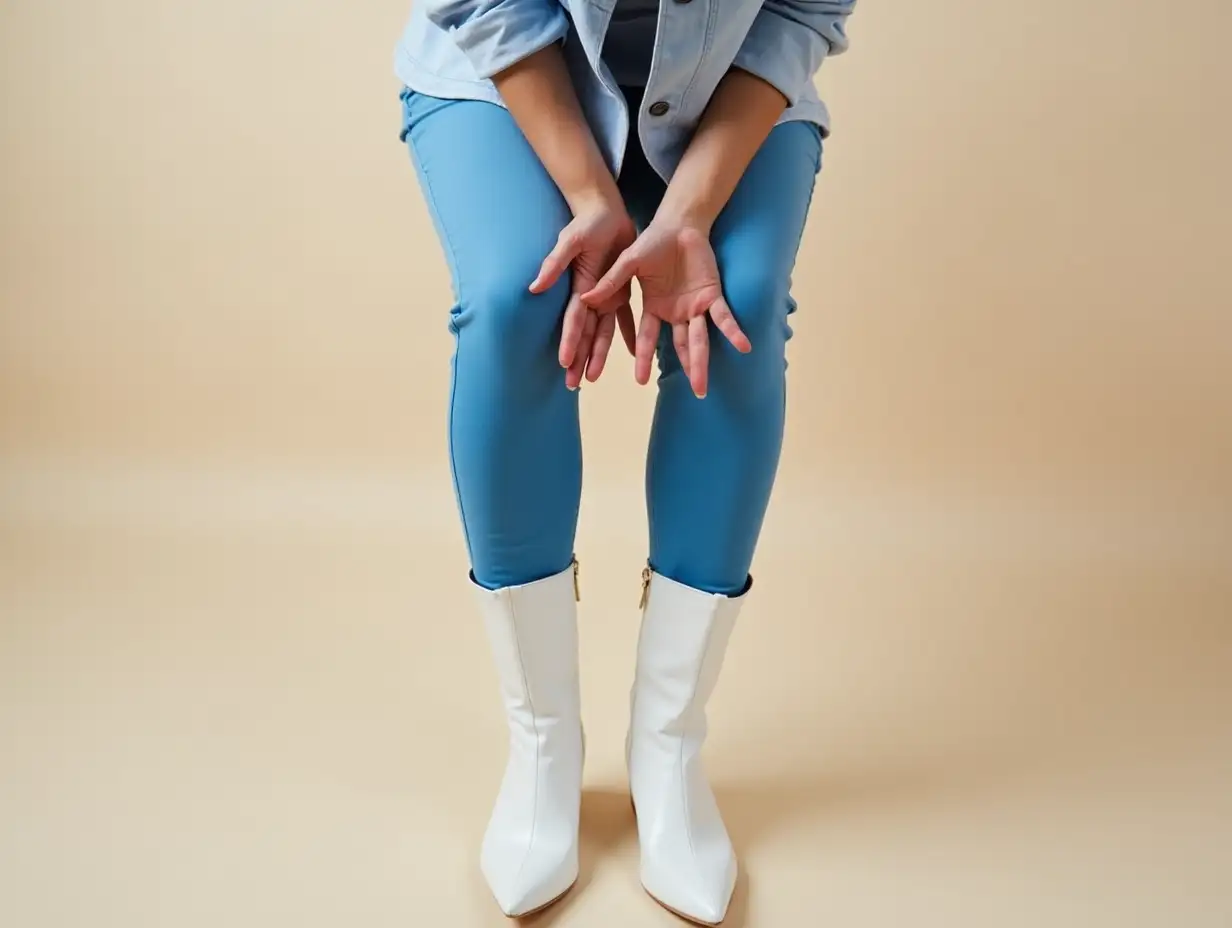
left=638, top=566, right=651, bottom=610
left=573, top=558, right=581, bottom=602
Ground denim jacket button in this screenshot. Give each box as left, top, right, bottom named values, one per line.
left=648, top=101, right=671, bottom=117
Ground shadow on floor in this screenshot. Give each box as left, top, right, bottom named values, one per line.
left=716, top=748, right=1041, bottom=851
left=519, top=784, right=762, bottom=928
left=710, top=748, right=1057, bottom=927
left=517, top=785, right=638, bottom=926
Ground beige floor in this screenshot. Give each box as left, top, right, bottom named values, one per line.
left=2, top=462, right=1229, bottom=927
left=3, top=1, right=1231, bottom=924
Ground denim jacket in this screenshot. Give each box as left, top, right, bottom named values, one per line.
left=394, top=0, right=855, bottom=180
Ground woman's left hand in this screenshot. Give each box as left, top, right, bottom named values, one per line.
left=581, top=218, right=750, bottom=398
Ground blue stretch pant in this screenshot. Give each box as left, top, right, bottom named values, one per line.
left=401, top=87, right=821, bottom=595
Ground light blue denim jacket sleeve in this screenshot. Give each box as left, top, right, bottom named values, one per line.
left=422, top=1, right=853, bottom=93
left=396, top=1, right=857, bottom=180
left=732, top=2, right=855, bottom=106
left=421, top=1, right=570, bottom=80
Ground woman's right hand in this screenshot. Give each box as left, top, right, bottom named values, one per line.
left=530, top=195, right=638, bottom=389
left=490, top=46, right=636, bottom=388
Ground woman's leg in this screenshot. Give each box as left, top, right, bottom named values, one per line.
left=402, top=91, right=581, bottom=589
left=402, top=90, right=584, bottom=916
left=622, top=123, right=822, bottom=924
left=644, top=121, right=823, bottom=594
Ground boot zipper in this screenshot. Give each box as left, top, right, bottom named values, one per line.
left=573, top=558, right=581, bottom=602
left=638, top=566, right=651, bottom=610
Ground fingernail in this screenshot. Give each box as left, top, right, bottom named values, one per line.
left=567, top=384, right=578, bottom=392
left=694, top=391, right=706, bottom=400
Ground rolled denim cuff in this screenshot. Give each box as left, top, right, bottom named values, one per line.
left=732, top=10, right=832, bottom=107
left=451, top=2, right=570, bottom=80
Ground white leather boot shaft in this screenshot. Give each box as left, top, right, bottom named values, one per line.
left=628, top=570, right=744, bottom=925
left=473, top=562, right=583, bottom=917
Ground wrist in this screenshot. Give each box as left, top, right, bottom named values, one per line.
left=562, top=176, right=623, bottom=217
left=652, top=198, right=717, bottom=236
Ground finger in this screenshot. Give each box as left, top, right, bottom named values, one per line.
left=634, top=312, right=661, bottom=385
left=580, top=248, right=638, bottom=307
left=530, top=229, right=581, bottom=293
left=672, top=322, right=691, bottom=380
left=688, top=315, right=710, bottom=398
left=616, top=303, right=637, bottom=356
left=708, top=296, right=751, bottom=353
left=558, top=292, right=586, bottom=368
left=687, top=316, right=710, bottom=398
left=585, top=312, right=617, bottom=382
left=595, top=282, right=633, bottom=317
left=566, top=309, right=598, bottom=389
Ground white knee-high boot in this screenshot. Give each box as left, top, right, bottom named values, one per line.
left=473, top=561, right=583, bottom=917
left=627, top=568, right=744, bottom=925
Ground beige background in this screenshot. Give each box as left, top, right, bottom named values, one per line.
left=2, top=1, right=1230, bottom=926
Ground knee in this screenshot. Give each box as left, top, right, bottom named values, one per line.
left=458, top=253, right=570, bottom=355
left=722, top=264, right=791, bottom=350
left=711, top=264, right=791, bottom=393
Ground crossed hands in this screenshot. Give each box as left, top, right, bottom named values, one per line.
left=529, top=197, right=750, bottom=398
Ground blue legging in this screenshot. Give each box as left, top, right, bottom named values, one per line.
left=401, top=87, right=821, bottom=595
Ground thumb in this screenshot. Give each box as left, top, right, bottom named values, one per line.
left=530, top=228, right=581, bottom=293
left=581, top=247, right=638, bottom=307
